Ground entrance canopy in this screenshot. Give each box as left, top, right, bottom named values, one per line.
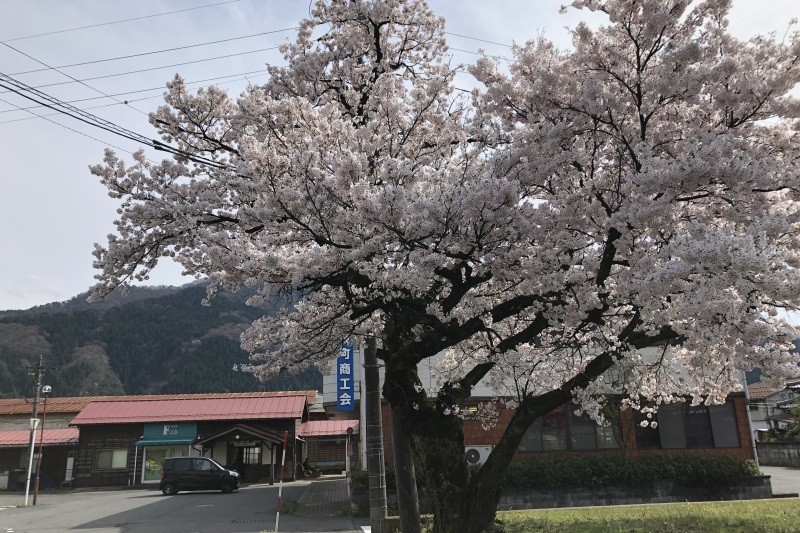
left=194, top=424, right=286, bottom=447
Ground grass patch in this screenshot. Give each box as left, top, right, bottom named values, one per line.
left=281, top=499, right=300, bottom=515
left=497, top=499, right=800, bottom=532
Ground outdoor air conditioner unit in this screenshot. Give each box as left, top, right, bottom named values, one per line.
left=464, top=446, right=493, bottom=465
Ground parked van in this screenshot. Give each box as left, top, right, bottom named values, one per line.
left=160, top=457, right=239, bottom=495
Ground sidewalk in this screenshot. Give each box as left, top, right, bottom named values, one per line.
left=296, top=475, right=352, bottom=517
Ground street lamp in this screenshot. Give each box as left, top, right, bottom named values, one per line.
left=32, top=385, right=51, bottom=505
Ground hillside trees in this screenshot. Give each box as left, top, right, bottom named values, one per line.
left=90, top=1, right=800, bottom=531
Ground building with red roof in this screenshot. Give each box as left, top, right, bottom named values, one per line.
left=68, top=393, right=315, bottom=488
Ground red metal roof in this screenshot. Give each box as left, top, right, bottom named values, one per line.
left=71, top=395, right=307, bottom=425
left=0, top=391, right=317, bottom=416
left=300, top=420, right=359, bottom=437
left=0, top=428, right=79, bottom=447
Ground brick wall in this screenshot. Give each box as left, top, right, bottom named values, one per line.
left=381, top=394, right=754, bottom=464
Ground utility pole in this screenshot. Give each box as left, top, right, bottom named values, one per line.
left=364, top=335, right=387, bottom=533
left=24, top=355, right=45, bottom=506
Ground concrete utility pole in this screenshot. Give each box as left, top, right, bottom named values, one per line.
left=364, top=335, right=387, bottom=533
left=24, top=355, right=45, bottom=506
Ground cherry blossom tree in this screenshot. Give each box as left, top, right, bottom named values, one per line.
left=90, top=0, right=800, bottom=531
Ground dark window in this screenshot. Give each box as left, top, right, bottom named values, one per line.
left=541, top=408, right=567, bottom=451
left=634, top=411, right=661, bottom=450
left=596, top=421, right=621, bottom=449
left=685, top=404, right=714, bottom=448
left=518, top=420, right=542, bottom=452
left=709, top=402, right=740, bottom=448
left=658, top=403, right=687, bottom=449
left=519, top=405, right=622, bottom=452
left=569, top=411, right=598, bottom=451
left=173, top=459, right=191, bottom=472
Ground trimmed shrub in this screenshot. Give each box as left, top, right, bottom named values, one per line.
left=350, top=467, right=397, bottom=491
left=500, top=454, right=760, bottom=489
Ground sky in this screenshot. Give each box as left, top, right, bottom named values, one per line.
left=0, top=0, right=798, bottom=311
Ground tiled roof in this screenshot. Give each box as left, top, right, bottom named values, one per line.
left=71, top=395, right=307, bottom=425
left=0, top=428, right=79, bottom=447
left=300, top=420, right=359, bottom=437
left=0, top=391, right=318, bottom=416
left=747, top=382, right=785, bottom=401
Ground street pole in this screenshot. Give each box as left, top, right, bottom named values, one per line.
left=33, top=386, right=51, bottom=505
left=24, top=355, right=44, bottom=507
left=274, top=430, right=288, bottom=533
left=364, top=335, right=387, bottom=533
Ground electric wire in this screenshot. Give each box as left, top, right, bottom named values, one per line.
left=0, top=72, right=269, bottom=126
left=0, top=47, right=281, bottom=94
left=2, top=0, right=246, bottom=43
left=9, top=28, right=297, bottom=77
left=445, top=32, right=513, bottom=49
left=0, top=69, right=269, bottom=119
left=1, top=41, right=147, bottom=115
left=0, top=72, right=228, bottom=168
left=0, top=96, right=134, bottom=155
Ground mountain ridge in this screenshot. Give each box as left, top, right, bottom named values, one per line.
left=0, top=282, right=320, bottom=398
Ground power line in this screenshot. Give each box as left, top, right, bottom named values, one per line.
left=0, top=69, right=268, bottom=118
left=0, top=96, right=135, bottom=155
left=9, top=28, right=297, bottom=77
left=1, top=42, right=147, bottom=116
left=445, top=32, right=513, bottom=49
left=0, top=72, right=269, bottom=126
left=0, top=47, right=279, bottom=94
left=0, top=71, right=228, bottom=168
left=2, top=0, right=247, bottom=43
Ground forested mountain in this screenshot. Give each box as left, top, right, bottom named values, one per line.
left=0, top=283, right=321, bottom=398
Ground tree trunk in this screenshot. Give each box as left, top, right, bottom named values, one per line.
left=390, top=407, right=421, bottom=533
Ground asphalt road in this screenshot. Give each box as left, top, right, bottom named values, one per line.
left=0, top=482, right=367, bottom=533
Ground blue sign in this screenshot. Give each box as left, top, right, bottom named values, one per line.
left=336, top=343, right=355, bottom=411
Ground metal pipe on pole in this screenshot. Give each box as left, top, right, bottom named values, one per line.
left=33, top=387, right=50, bottom=505
left=24, top=354, right=44, bottom=507
left=274, top=430, right=288, bottom=533
left=364, top=335, right=387, bottom=533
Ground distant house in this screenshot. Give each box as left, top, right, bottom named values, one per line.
left=748, top=378, right=800, bottom=436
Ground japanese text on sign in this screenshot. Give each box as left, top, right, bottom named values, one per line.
left=337, top=343, right=355, bottom=411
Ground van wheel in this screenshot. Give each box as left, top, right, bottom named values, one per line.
left=161, top=483, right=177, bottom=495
left=221, top=480, right=234, bottom=494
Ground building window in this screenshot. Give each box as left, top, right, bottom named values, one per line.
left=518, top=420, right=543, bottom=452
left=569, top=411, right=598, bottom=451
left=658, top=403, right=687, bottom=449
left=96, top=449, right=128, bottom=470
left=518, top=406, right=621, bottom=453
left=242, top=446, right=261, bottom=465
left=634, top=400, right=740, bottom=450
left=709, top=402, right=740, bottom=448
left=634, top=411, right=661, bottom=450
left=541, top=408, right=567, bottom=451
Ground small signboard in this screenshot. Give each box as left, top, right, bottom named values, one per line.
left=336, top=343, right=355, bottom=411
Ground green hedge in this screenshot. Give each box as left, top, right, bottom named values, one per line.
left=350, top=468, right=396, bottom=491
left=501, top=455, right=761, bottom=488
left=350, top=455, right=759, bottom=491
